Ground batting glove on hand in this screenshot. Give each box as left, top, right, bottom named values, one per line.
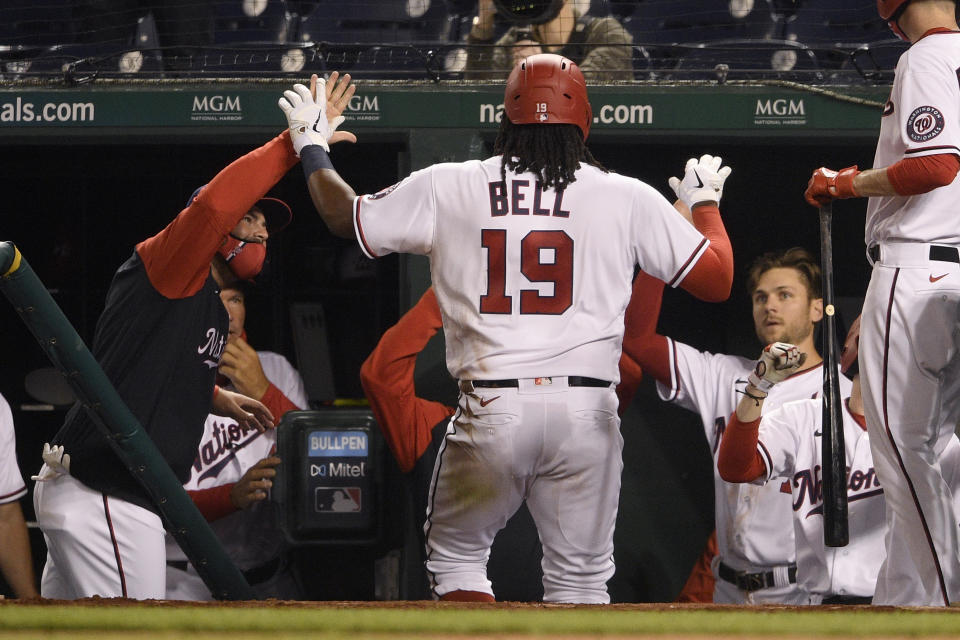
left=804, top=165, right=859, bottom=207
left=279, top=80, right=335, bottom=155
left=747, top=342, right=807, bottom=392
left=30, top=442, right=71, bottom=482
left=669, top=154, right=732, bottom=209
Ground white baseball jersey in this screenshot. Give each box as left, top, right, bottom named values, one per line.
left=356, top=155, right=711, bottom=603
left=865, top=31, right=960, bottom=247
left=165, top=351, right=306, bottom=600
left=355, top=157, right=709, bottom=383
left=756, top=399, right=884, bottom=598
left=859, top=29, right=960, bottom=607
left=658, top=344, right=851, bottom=603
left=0, top=393, right=27, bottom=505
left=758, top=398, right=960, bottom=600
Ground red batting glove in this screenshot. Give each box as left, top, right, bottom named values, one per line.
left=804, top=166, right=860, bottom=207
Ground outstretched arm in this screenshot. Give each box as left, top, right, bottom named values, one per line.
left=804, top=154, right=960, bottom=206
left=360, top=288, right=455, bottom=473
left=667, top=155, right=734, bottom=303
left=279, top=73, right=358, bottom=238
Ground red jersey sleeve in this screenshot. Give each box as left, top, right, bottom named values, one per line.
left=260, top=382, right=301, bottom=420
left=137, top=131, right=298, bottom=299
left=360, top=287, right=455, bottom=473
left=716, top=413, right=767, bottom=482
left=621, top=270, right=672, bottom=386
left=887, top=153, right=960, bottom=196
left=187, top=484, right=237, bottom=522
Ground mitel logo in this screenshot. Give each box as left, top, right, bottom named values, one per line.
left=346, top=95, right=381, bottom=122
left=754, top=98, right=806, bottom=126
left=191, top=95, right=242, bottom=122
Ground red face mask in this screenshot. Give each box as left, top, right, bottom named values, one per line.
left=218, top=234, right=266, bottom=281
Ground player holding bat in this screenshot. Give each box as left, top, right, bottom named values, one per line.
left=804, top=0, right=960, bottom=607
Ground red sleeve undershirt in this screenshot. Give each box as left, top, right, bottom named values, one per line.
left=260, top=382, right=300, bottom=420
left=137, top=131, right=298, bottom=299
left=677, top=204, right=734, bottom=303
left=887, top=153, right=960, bottom=196
left=620, top=270, right=670, bottom=385
left=716, top=413, right=767, bottom=482
left=188, top=484, right=236, bottom=522
left=360, top=287, right=455, bottom=473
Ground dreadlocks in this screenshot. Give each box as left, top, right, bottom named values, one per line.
left=493, top=118, right=606, bottom=190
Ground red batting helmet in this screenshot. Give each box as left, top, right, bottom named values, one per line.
left=877, top=0, right=910, bottom=19
left=504, top=53, right=592, bottom=140
left=840, top=314, right=861, bottom=380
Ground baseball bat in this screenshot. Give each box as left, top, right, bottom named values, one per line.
left=819, top=202, right=849, bottom=547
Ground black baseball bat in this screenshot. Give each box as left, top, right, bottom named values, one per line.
left=819, top=201, right=849, bottom=547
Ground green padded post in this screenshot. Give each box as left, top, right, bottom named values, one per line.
left=0, top=241, right=255, bottom=600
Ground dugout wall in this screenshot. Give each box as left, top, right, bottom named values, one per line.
left=0, top=80, right=884, bottom=601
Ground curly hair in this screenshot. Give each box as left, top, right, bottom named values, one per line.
left=493, top=118, right=605, bottom=190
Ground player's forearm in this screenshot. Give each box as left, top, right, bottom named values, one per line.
left=306, top=168, right=357, bottom=238
left=679, top=204, right=733, bottom=302
left=621, top=271, right=671, bottom=385
left=851, top=167, right=898, bottom=197
left=716, top=413, right=767, bottom=483
left=0, top=503, right=38, bottom=598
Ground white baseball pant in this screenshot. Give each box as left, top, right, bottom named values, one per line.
left=424, top=377, right=623, bottom=604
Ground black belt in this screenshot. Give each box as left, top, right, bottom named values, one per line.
left=822, top=594, right=872, bottom=605
left=717, top=561, right=797, bottom=592
left=468, top=376, right=611, bottom=388
left=868, top=244, right=960, bottom=263
left=166, top=555, right=283, bottom=586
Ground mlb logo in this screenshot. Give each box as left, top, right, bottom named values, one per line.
left=315, top=486, right=362, bottom=512
left=535, top=377, right=552, bottom=386
left=538, top=113, right=548, bottom=122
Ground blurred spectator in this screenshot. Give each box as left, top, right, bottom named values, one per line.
left=465, top=0, right=632, bottom=81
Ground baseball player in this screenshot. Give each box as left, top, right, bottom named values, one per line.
left=281, top=56, right=735, bottom=603
left=803, top=0, right=960, bottom=607
left=718, top=325, right=960, bottom=604
left=623, top=248, right=852, bottom=604
left=0, top=392, right=38, bottom=599
left=360, top=285, right=647, bottom=600
left=31, top=78, right=353, bottom=599
left=165, top=280, right=308, bottom=600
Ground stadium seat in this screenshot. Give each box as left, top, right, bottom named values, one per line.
left=668, top=38, right=823, bottom=83
left=623, top=0, right=779, bottom=46
left=0, top=1, right=75, bottom=48
left=782, top=0, right=891, bottom=69
left=296, top=0, right=452, bottom=45
left=213, top=0, right=295, bottom=44
left=842, top=38, right=910, bottom=84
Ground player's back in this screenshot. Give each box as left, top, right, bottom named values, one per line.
left=427, top=156, right=706, bottom=381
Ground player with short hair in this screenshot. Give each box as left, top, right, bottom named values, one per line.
left=281, top=56, right=735, bottom=603
left=624, top=247, right=852, bottom=604
left=719, top=321, right=960, bottom=604
left=31, top=78, right=354, bottom=600
left=803, top=0, right=960, bottom=606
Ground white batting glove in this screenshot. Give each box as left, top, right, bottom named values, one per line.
left=30, top=442, right=71, bottom=482
left=668, top=154, right=732, bottom=208
left=279, top=80, right=333, bottom=155
left=747, top=342, right=807, bottom=392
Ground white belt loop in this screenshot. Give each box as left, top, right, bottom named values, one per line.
left=877, top=241, right=960, bottom=268
left=772, top=565, right=792, bottom=588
